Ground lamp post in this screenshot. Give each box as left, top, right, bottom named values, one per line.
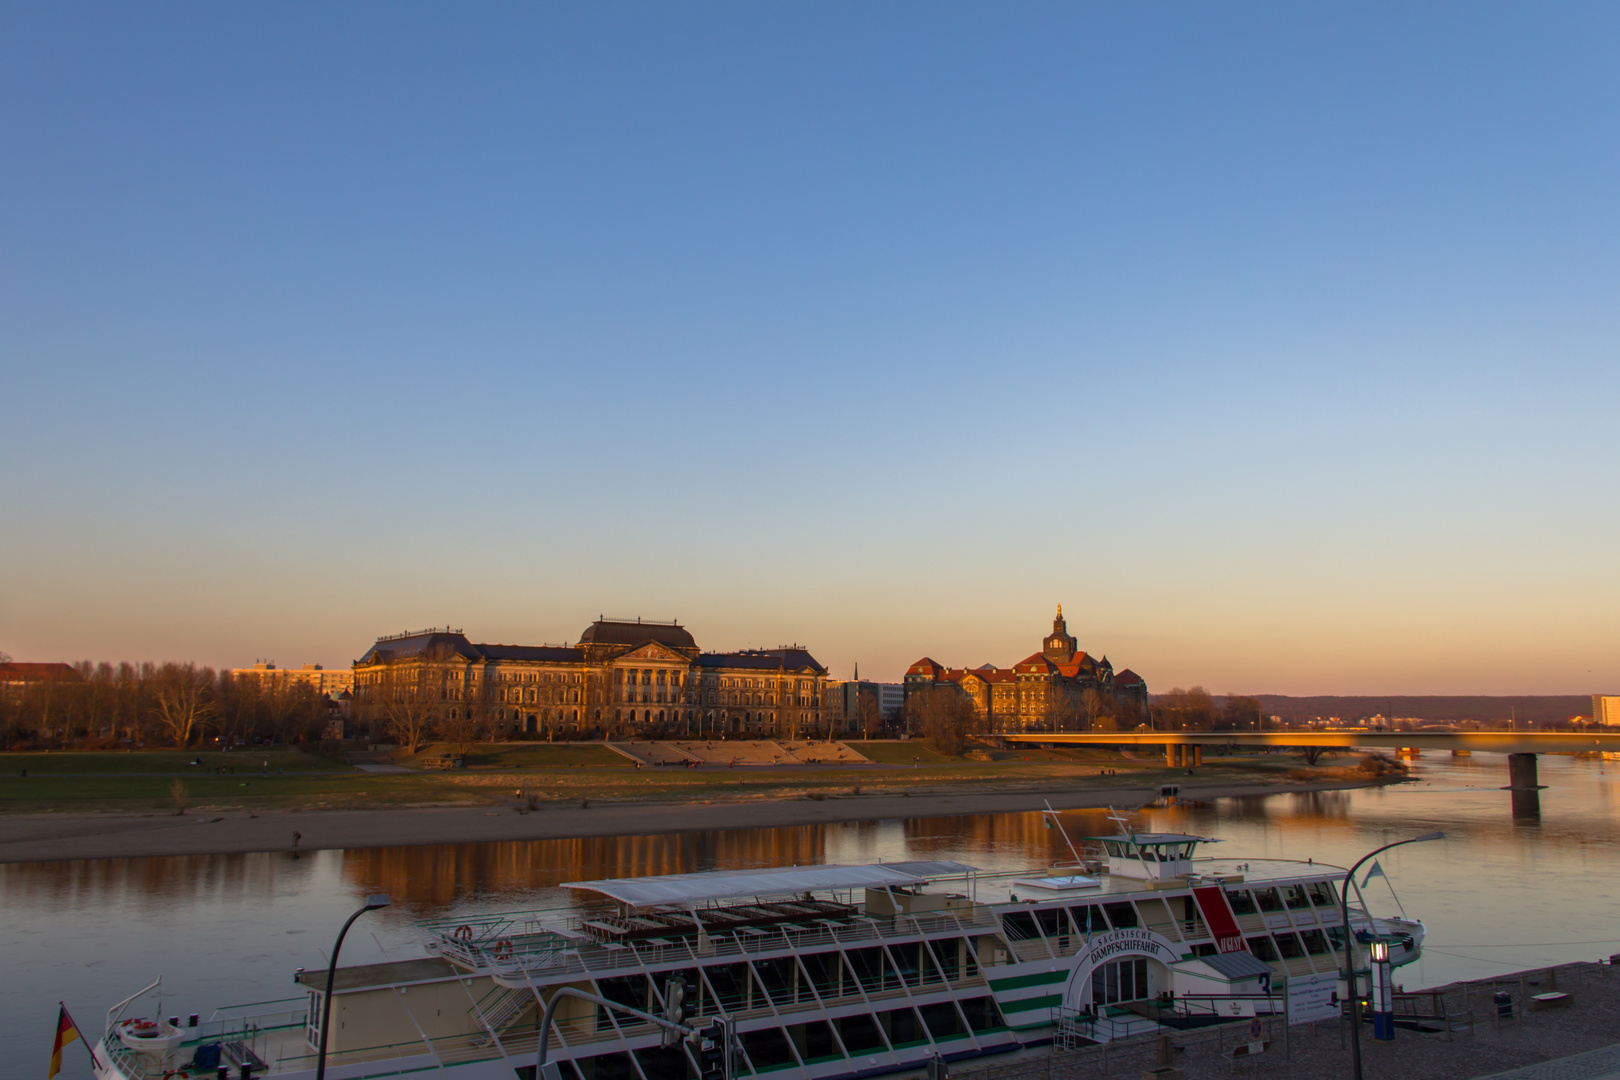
left=1341, top=834, right=1443, bottom=1080
left=1369, top=938, right=1394, bottom=1041
left=315, top=893, right=391, bottom=1080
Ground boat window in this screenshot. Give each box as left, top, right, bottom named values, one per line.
left=741, top=1026, right=795, bottom=1069
left=957, top=937, right=984, bottom=978
left=881, top=1006, right=925, bottom=1048
left=886, top=941, right=922, bottom=988
left=700, top=964, right=750, bottom=1013
left=921, top=939, right=956, bottom=984
left=1282, top=885, right=1310, bottom=910
left=1254, top=888, right=1282, bottom=913
left=572, top=1051, right=635, bottom=1080
left=845, top=947, right=886, bottom=993
left=1070, top=905, right=1108, bottom=933
left=1275, top=933, right=1304, bottom=959
left=790, top=1020, right=838, bottom=1064
left=1247, top=936, right=1280, bottom=962
left=1307, top=882, right=1337, bottom=907
left=1225, top=890, right=1257, bottom=916
left=1034, top=908, right=1068, bottom=939
left=798, top=951, right=852, bottom=998
left=1001, top=911, right=1040, bottom=941
left=1103, top=841, right=1122, bottom=858
left=919, top=1001, right=964, bottom=1039
left=959, top=996, right=1006, bottom=1033
left=753, top=955, right=797, bottom=1005
left=838, top=1013, right=886, bottom=1052
left=1300, top=930, right=1330, bottom=956
left=633, top=1043, right=690, bottom=1080
left=1325, top=927, right=1347, bottom=953
left=1103, top=902, right=1139, bottom=929
left=1092, top=957, right=1150, bottom=1008
left=595, top=975, right=648, bottom=1030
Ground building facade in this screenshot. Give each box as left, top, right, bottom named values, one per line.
left=903, top=606, right=1149, bottom=734
left=1596, top=695, right=1620, bottom=727
left=230, top=662, right=354, bottom=696
left=352, top=619, right=831, bottom=740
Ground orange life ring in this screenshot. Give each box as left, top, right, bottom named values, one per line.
left=453, top=925, right=474, bottom=942
left=493, top=938, right=513, bottom=959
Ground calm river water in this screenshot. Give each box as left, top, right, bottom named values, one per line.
left=6, top=753, right=1619, bottom=1078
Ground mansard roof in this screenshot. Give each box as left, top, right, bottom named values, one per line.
left=356, top=632, right=483, bottom=665
left=699, top=648, right=826, bottom=675
left=905, top=657, right=945, bottom=678
left=1014, top=652, right=1056, bottom=673
left=579, top=618, right=696, bottom=650
left=479, top=644, right=585, bottom=663
left=1114, top=669, right=1146, bottom=687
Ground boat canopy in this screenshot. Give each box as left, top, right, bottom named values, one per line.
left=563, top=860, right=978, bottom=908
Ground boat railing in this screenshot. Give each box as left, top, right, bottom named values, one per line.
left=477, top=909, right=1000, bottom=982
left=1052, top=1006, right=1163, bottom=1046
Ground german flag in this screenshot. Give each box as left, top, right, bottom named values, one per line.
left=48, top=1004, right=82, bottom=1079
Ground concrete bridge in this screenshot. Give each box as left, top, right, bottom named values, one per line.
left=1001, top=730, right=1619, bottom=811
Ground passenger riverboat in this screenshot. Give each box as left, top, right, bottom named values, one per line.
left=85, top=826, right=1423, bottom=1080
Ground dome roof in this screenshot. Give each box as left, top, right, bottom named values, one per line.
left=577, top=618, right=697, bottom=650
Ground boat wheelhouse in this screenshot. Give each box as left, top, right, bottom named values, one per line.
left=87, top=840, right=1424, bottom=1080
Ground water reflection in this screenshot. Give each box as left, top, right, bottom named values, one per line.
left=6, top=754, right=1620, bottom=1080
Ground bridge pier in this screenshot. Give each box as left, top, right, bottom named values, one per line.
left=1508, top=753, right=1540, bottom=790
left=1192, top=745, right=1203, bottom=767
left=1507, top=753, right=1543, bottom=821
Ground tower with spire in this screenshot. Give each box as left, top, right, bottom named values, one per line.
left=1042, top=604, right=1078, bottom=664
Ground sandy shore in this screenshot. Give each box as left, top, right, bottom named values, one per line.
left=0, top=777, right=1392, bottom=863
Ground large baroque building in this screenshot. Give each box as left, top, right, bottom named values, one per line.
left=352, top=618, right=830, bottom=740
left=903, top=606, right=1148, bottom=733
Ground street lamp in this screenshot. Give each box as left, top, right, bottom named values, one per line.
left=1341, top=834, right=1442, bottom=1080
left=1368, top=938, right=1394, bottom=1041
left=315, top=894, right=391, bottom=1080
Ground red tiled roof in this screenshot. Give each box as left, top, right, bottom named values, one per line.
left=906, top=657, right=945, bottom=678
left=1115, top=669, right=1145, bottom=687
left=1014, top=652, right=1055, bottom=673
left=0, top=662, right=81, bottom=683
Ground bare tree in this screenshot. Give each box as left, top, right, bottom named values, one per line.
left=1043, top=689, right=1086, bottom=733
left=370, top=645, right=456, bottom=754
left=1153, top=687, right=1216, bottom=731
left=855, top=691, right=883, bottom=740
left=905, top=686, right=976, bottom=756
left=151, top=663, right=216, bottom=747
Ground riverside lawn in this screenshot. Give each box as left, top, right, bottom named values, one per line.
left=0, top=741, right=1364, bottom=815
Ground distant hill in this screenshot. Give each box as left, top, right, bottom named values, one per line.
left=1252, top=695, right=1591, bottom=725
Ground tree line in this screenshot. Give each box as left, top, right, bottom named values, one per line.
left=0, top=661, right=338, bottom=750
left=899, top=683, right=1267, bottom=756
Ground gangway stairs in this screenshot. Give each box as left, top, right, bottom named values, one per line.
left=470, top=986, right=534, bottom=1034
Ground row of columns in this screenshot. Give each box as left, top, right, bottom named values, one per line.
left=1164, top=744, right=1204, bottom=767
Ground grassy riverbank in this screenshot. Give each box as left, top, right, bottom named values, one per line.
left=0, top=741, right=1368, bottom=815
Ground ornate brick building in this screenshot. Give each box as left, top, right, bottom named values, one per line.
left=903, top=606, right=1148, bottom=733
left=352, top=618, right=829, bottom=740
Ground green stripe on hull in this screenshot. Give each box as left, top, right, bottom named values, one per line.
left=997, top=992, right=1063, bottom=1013
left=988, top=970, right=1068, bottom=991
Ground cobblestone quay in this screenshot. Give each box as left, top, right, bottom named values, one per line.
left=951, top=961, right=1620, bottom=1080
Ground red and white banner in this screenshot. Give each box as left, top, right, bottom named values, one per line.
left=1192, top=886, right=1248, bottom=954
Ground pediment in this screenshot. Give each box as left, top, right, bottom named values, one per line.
left=620, top=642, right=687, bottom=663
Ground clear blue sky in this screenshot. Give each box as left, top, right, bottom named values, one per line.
left=2, top=4, right=1616, bottom=694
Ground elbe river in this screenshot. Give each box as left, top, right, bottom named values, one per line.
left=5, top=753, right=1618, bottom=1078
